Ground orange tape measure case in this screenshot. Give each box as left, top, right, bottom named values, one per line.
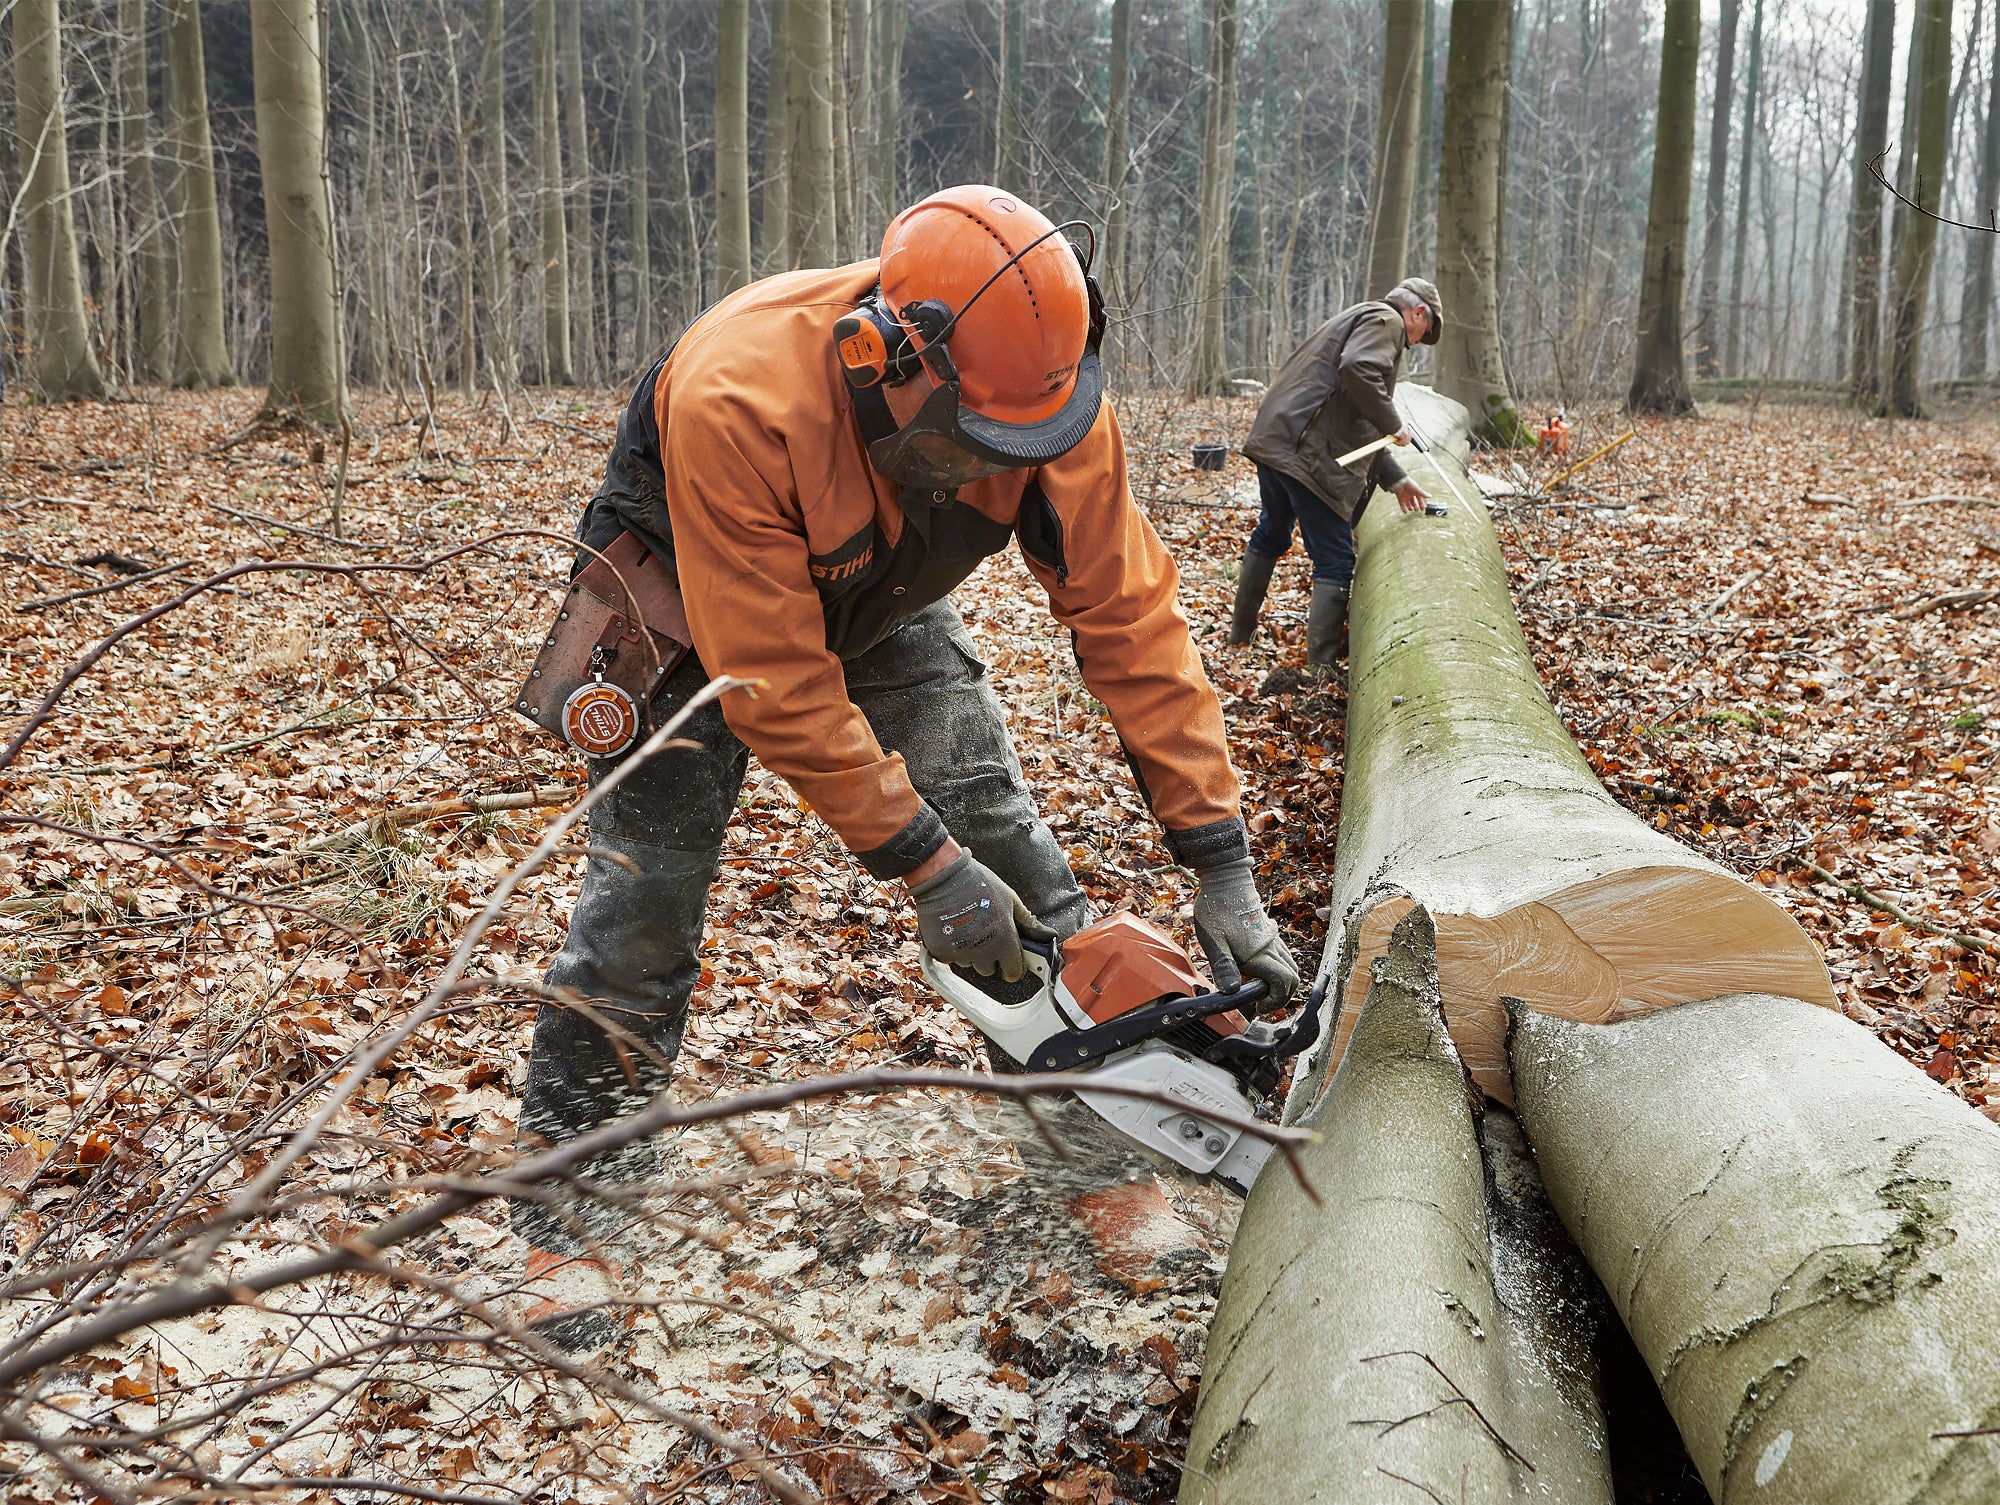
left=516, top=530, right=693, bottom=758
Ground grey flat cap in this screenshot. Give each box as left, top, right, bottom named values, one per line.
left=1392, top=276, right=1444, bottom=344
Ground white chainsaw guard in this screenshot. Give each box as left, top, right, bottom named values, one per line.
left=918, top=945, right=1061, bottom=1066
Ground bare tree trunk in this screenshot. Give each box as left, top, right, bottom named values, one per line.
left=1434, top=0, right=1529, bottom=444
left=1100, top=0, right=1133, bottom=302
left=1186, top=0, right=1239, bottom=397
left=1628, top=0, right=1700, bottom=414
left=14, top=0, right=108, bottom=401
left=1692, top=0, right=1738, bottom=378
left=666, top=53, right=700, bottom=323
left=1848, top=0, right=1896, bottom=403
left=349, top=1, right=389, bottom=386
left=870, top=0, right=906, bottom=227
left=477, top=0, right=514, bottom=386
left=439, top=0, right=478, bottom=395
left=628, top=0, right=652, bottom=354
left=716, top=0, right=753, bottom=296
left=1413, top=0, right=1436, bottom=269
left=994, top=0, right=1026, bottom=191
left=117, top=0, right=174, bottom=384
left=1890, top=0, right=1931, bottom=280
left=162, top=0, right=233, bottom=387
left=251, top=0, right=342, bottom=424
left=829, top=0, right=855, bottom=257
left=1364, top=0, right=1424, bottom=300
left=847, top=0, right=872, bottom=250
left=1886, top=0, right=1956, bottom=416
left=532, top=0, right=571, bottom=382
left=758, top=0, right=790, bottom=273
left=1962, top=11, right=2000, bottom=375
left=786, top=0, right=838, bottom=268
left=558, top=0, right=596, bottom=382
left=1722, top=0, right=1763, bottom=376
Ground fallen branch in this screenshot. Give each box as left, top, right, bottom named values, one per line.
left=16, top=559, right=195, bottom=614
left=1892, top=588, right=2000, bottom=620
left=208, top=501, right=389, bottom=552
left=305, top=784, right=579, bottom=853
left=1544, top=430, right=1633, bottom=492
left=1802, top=493, right=1855, bottom=508
left=1795, top=859, right=1996, bottom=957
left=1693, top=568, right=1763, bottom=623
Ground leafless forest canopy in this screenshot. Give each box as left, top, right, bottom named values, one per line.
left=3, top=0, right=1998, bottom=408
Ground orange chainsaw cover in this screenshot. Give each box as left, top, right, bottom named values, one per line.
left=1059, top=912, right=1245, bottom=1036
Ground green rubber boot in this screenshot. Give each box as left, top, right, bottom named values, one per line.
left=1306, top=580, right=1350, bottom=669
left=1227, top=552, right=1279, bottom=644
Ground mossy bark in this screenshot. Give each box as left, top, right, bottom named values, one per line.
left=1511, top=993, right=2000, bottom=1504
left=1181, top=907, right=1611, bottom=1504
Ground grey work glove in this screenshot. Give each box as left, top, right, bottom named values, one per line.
left=1192, top=858, right=1302, bottom=1012
left=910, top=853, right=1054, bottom=983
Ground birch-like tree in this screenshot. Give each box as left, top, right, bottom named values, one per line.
left=1433, top=0, right=1529, bottom=444
left=1884, top=0, right=1956, bottom=417
left=1364, top=0, right=1425, bottom=300
left=1187, top=0, right=1240, bottom=397
left=1627, top=0, right=1700, bottom=415
left=251, top=0, right=343, bottom=424
left=13, top=0, right=108, bottom=399
left=531, top=0, right=572, bottom=382
left=715, top=0, right=753, bottom=296
left=1692, top=0, right=1739, bottom=378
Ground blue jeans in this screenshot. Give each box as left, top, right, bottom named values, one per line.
left=1247, top=465, right=1356, bottom=588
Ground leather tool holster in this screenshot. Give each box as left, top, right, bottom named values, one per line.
left=516, top=530, right=693, bottom=757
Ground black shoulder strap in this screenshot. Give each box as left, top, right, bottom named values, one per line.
left=850, top=382, right=901, bottom=449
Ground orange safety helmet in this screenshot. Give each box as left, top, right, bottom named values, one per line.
left=837, top=186, right=1106, bottom=473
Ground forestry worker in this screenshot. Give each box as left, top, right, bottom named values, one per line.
left=512, top=186, right=1299, bottom=1344
left=1228, top=278, right=1443, bottom=668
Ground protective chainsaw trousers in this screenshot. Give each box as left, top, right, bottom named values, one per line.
left=513, top=601, right=1088, bottom=1252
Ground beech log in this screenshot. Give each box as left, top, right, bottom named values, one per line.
left=1510, top=994, right=2000, bottom=1503
left=1285, top=386, right=1833, bottom=1112
left=1179, top=907, right=1611, bottom=1504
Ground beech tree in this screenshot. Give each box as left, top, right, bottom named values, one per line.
left=759, top=0, right=791, bottom=273
left=1692, top=0, right=1738, bottom=378
left=1884, top=0, right=1956, bottom=418
left=1363, top=0, right=1424, bottom=300
left=787, top=0, right=839, bottom=268
left=1100, top=0, right=1134, bottom=300
left=1961, top=13, right=2000, bottom=376
left=1722, top=0, right=1764, bottom=376
left=251, top=0, right=343, bottom=424
left=1187, top=0, right=1239, bottom=397
left=118, top=0, right=173, bottom=384
left=995, top=0, right=1026, bottom=191
left=1433, top=0, right=1529, bottom=445
left=715, top=0, right=752, bottom=297
left=627, top=0, right=652, bottom=350
left=1848, top=0, right=1896, bottom=404
left=476, top=0, right=512, bottom=384
left=531, top=0, right=571, bottom=383
left=160, top=0, right=234, bottom=387
left=1628, top=0, right=1699, bottom=415
left=558, top=0, right=596, bottom=381
left=14, top=0, right=108, bottom=400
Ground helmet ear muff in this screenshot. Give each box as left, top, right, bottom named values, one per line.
left=833, top=295, right=922, bottom=389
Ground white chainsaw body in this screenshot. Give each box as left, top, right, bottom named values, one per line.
left=918, top=946, right=1277, bottom=1196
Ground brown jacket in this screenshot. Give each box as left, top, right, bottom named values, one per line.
left=586, top=262, right=1247, bottom=880
left=1242, top=301, right=1410, bottom=520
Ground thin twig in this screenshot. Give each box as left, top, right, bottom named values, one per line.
left=15, top=559, right=195, bottom=614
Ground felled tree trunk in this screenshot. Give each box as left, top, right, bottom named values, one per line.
left=1511, top=993, right=2000, bottom=1503
left=1180, top=907, right=1611, bottom=1505
left=1284, top=385, right=1834, bottom=1113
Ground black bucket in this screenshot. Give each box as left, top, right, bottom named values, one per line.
left=1192, top=443, right=1228, bottom=472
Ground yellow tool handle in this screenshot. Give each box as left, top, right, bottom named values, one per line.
left=1334, top=433, right=1397, bottom=467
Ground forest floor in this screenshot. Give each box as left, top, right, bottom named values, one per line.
left=0, top=386, right=1995, bottom=1504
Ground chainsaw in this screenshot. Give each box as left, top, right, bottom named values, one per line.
left=920, top=912, right=1320, bottom=1196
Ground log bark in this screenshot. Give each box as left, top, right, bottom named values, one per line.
left=251, top=0, right=343, bottom=426
left=1627, top=0, right=1700, bottom=415
left=1432, top=0, right=1530, bottom=446
left=1180, top=907, right=1611, bottom=1504
left=13, top=0, right=109, bottom=401
left=1511, top=993, right=2000, bottom=1503
left=1884, top=0, right=1956, bottom=418
left=1364, top=0, right=1424, bottom=301
left=1848, top=0, right=1897, bottom=405
left=715, top=0, right=753, bottom=297
left=1283, top=384, right=1833, bottom=1112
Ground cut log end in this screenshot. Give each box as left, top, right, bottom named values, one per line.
left=1312, top=864, right=1836, bottom=1106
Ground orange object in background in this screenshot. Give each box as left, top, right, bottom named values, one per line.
left=1539, top=410, right=1571, bottom=456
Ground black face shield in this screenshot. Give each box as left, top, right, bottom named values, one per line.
left=865, top=347, right=1107, bottom=499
